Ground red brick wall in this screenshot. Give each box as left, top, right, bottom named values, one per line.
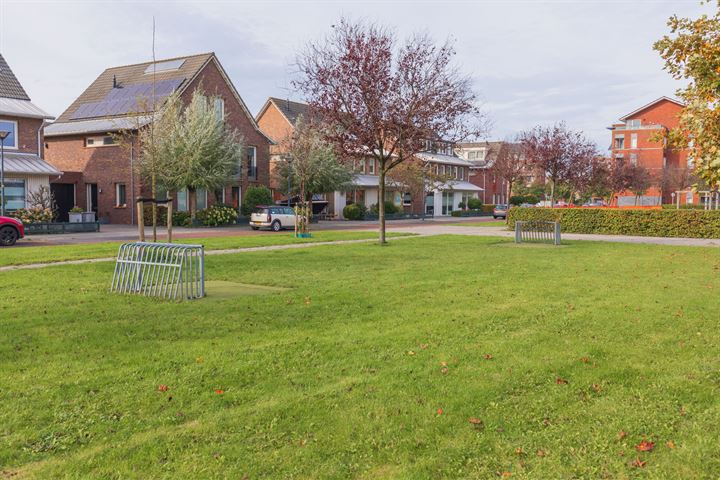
left=1, top=116, right=43, bottom=154
left=257, top=102, right=293, bottom=197
left=609, top=99, right=690, bottom=203
left=45, top=56, right=271, bottom=224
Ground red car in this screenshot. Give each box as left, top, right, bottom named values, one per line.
left=0, top=216, right=24, bottom=246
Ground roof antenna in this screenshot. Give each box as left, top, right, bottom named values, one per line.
left=113, top=75, right=118, bottom=88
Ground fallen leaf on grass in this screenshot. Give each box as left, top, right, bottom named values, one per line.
left=436, top=408, right=443, bottom=415
left=440, top=367, right=449, bottom=375
left=158, top=384, right=168, bottom=392
left=419, top=343, right=429, bottom=350
left=591, top=383, right=602, bottom=393
left=514, top=447, right=524, bottom=456
left=195, top=357, right=204, bottom=364
left=215, top=389, right=224, bottom=395
left=579, top=356, right=591, bottom=363
left=304, top=297, right=311, bottom=305
left=484, top=354, right=493, bottom=360
left=632, top=458, right=647, bottom=468
left=666, top=441, right=676, bottom=449
left=536, top=450, right=546, bottom=457
left=468, top=417, right=483, bottom=425
left=636, top=440, right=655, bottom=452
left=556, top=378, right=568, bottom=385
left=498, top=472, right=512, bottom=478
left=440, top=361, right=448, bottom=367
left=618, top=430, right=627, bottom=440
left=407, top=350, right=416, bottom=356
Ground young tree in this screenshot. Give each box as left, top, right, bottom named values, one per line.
left=295, top=19, right=485, bottom=244
left=274, top=118, right=353, bottom=234
left=152, top=89, right=244, bottom=220
left=627, top=163, right=652, bottom=205
left=655, top=6, right=720, bottom=196
left=491, top=141, right=527, bottom=205
left=387, top=157, right=453, bottom=214
left=519, top=123, right=597, bottom=206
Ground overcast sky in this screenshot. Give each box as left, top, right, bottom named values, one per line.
left=0, top=0, right=710, bottom=150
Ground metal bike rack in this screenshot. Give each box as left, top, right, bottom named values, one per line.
left=110, top=242, right=205, bottom=300
left=514, top=221, right=561, bottom=245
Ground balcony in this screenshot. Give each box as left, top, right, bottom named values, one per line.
left=610, top=124, right=663, bottom=131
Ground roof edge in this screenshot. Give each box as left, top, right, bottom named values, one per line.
left=619, top=96, right=685, bottom=121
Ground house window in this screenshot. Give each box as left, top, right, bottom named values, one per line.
left=453, top=166, right=458, bottom=179
left=115, top=183, right=127, bottom=207
left=630, top=133, right=638, bottom=149
left=86, top=135, right=116, bottom=147
left=358, top=158, right=366, bottom=174
left=215, top=188, right=226, bottom=204
left=246, top=146, right=257, bottom=179
left=403, top=192, right=412, bottom=206
left=460, top=168, right=464, bottom=181
left=5, top=178, right=25, bottom=210
left=0, top=119, right=18, bottom=149
left=214, top=98, right=225, bottom=121
left=196, top=189, right=208, bottom=210
left=368, top=159, right=375, bottom=174
left=630, top=154, right=638, bottom=165
left=177, top=189, right=188, bottom=212
left=625, top=119, right=641, bottom=128
left=614, top=135, right=625, bottom=149
left=441, top=191, right=453, bottom=215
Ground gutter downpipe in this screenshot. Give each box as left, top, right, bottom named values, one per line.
left=130, top=136, right=135, bottom=225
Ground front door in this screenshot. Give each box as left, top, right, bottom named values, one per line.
left=51, top=183, right=75, bottom=222
left=232, top=186, right=241, bottom=213
left=86, top=183, right=98, bottom=214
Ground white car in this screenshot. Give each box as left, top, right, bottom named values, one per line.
left=250, top=205, right=297, bottom=231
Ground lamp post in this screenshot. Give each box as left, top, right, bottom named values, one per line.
left=0, top=130, right=10, bottom=217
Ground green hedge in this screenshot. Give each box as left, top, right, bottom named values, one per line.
left=507, top=208, right=720, bottom=238
left=661, top=204, right=706, bottom=210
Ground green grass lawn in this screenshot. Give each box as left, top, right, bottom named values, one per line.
left=1, top=230, right=409, bottom=267
left=451, top=220, right=508, bottom=227
left=2, top=236, right=720, bottom=478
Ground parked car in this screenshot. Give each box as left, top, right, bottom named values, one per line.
left=0, top=216, right=24, bottom=246
left=250, top=206, right=297, bottom=231
left=492, top=204, right=508, bottom=219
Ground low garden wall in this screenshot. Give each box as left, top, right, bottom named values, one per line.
left=507, top=207, right=720, bottom=239
left=25, top=222, right=100, bottom=235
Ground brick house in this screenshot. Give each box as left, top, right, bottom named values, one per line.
left=457, top=141, right=539, bottom=205
left=607, top=96, right=694, bottom=206
left=44, top=52, right=271, bottom=224
left=257, top=97, right=481, bottom=217
left=0, top=53, right=60, bottom=213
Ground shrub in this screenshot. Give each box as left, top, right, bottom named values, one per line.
left=661, top=204, right=706, bottom=210
left=10, top=207, right=54, bottom=224
left=369, top=201, right=400, bottom=215
left=467, top=198, right=483, bottom=210
left=451, top=210, right=463, bottom=217
left=509, top=195, right=539, bottom=206
left=69, top=206, right=84, bottom=213
left=172, top=211, right=192, bottom=227
left=507, top=207, right=720, bottom=238
left=241, top=185, right=273, bottom=216
left=195, top=204, right=238, bottom=226
left=343, top=203, right=366, bottom=220
left=458, top=201, right=466, bottom=210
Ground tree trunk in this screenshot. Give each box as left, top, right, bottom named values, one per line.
left=378, top=161, right=386, bottom=245
left=549, top=179, right=556, bottom=207
left=151, top=175, right=157, bottom=242
left=189, top=187, right=197, bottom=221
left=506, top=180, right=513, bottom=206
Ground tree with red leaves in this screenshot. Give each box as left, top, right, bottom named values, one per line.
left=519, top=123, right=597, bottom=206
left=295, top=19, right=486, bottom=244
left=491, top=141, right=528, bottom=205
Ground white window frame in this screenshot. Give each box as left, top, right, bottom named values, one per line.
left=368, top=158, right=375, bottom=174
left=614, top=135, right=625, bottom=149
left=214, top=97, right=225, bottom=121
left=86, top=135, right=116, bottom=148
left=0, top=119, right=19, bottom=149
left=626, top=119, right=641, bottom=128
left=115, top=183, right=127, bottom=207
left=196, top=188, right=208, bottom=210
left=629, top=153, right=638, bottom=166
left=630, top=133, right=638, bottom=149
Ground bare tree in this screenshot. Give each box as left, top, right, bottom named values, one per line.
left=519, top=123, right=597, bottom=206
left=295, top=18, right=486, bottom=244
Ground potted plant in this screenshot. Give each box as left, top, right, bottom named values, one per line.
left=68, top=206, right=84, bottom=223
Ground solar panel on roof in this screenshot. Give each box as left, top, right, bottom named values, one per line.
left=143, top=59, right=185, bottom=74
left=69, top=78, right=185, bottom=120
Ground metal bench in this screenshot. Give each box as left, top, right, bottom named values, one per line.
left=110, top=242, right=205, bottom=300
left=514, top=220, right=561, bottom=245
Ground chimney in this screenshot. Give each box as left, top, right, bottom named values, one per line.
left=113, top=75, right=118, bottom=88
